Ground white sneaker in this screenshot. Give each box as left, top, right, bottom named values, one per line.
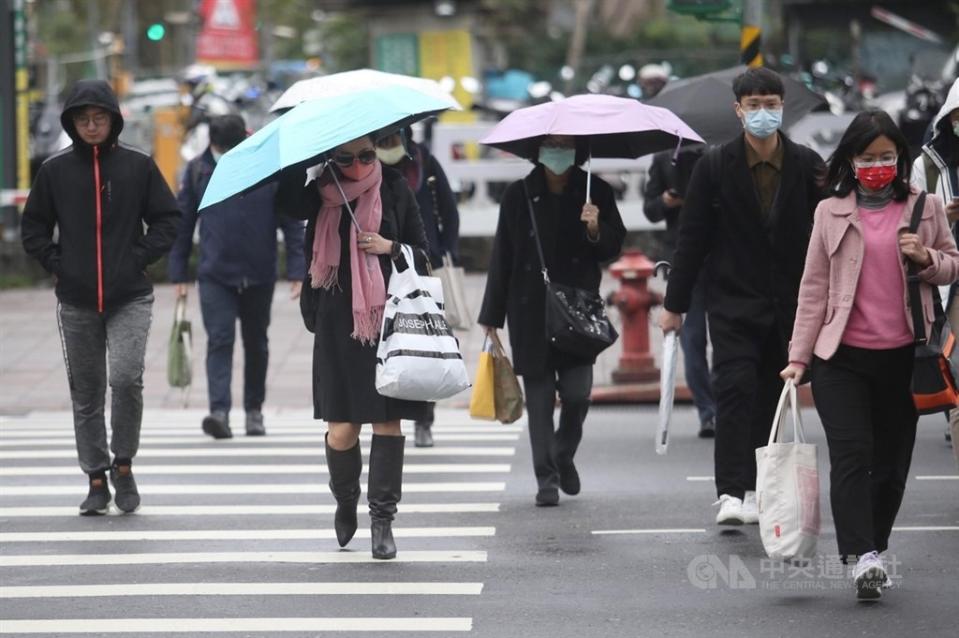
left=853, top=551, right=886, bottom=600
left=714, top=494, right=745, bottom=525
left=742, top=491, right=759, bottom=524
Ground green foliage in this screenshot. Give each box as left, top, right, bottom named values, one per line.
left=316, top=13, right=370, bottom=72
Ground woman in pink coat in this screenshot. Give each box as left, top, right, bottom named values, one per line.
left=781, top=109, right=959, bottom=601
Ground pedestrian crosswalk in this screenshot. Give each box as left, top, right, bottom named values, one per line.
left=0, top=408, right=520, bottom=634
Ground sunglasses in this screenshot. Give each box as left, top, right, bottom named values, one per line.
left=332, top=149, right=377, bottom=167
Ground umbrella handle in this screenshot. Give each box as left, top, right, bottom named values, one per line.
left=653, top=261, right=672, bottom=280
left=327, top=163, right=363, bottom=233
left=585, top=152, right=592, bottom=204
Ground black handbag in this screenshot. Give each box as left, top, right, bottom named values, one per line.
left=906, top=192, right=959, bottom=415
left=522, top=180, right=618, bottom=359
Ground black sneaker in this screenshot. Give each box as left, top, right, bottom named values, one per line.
left=245, top=410, right=266, bottom=436
left=110, top=462, right=140, bottom=513
left=414, top=423, right=433, bottom=448
left=535, top=488, right=559, bottom=507
left=202, top=411, right=232, bottom=439
left=558, top=461, right=581, bottom=495
left=698, top=418, right=716, bottom=439
left=79, top=474, right=111, bottom=516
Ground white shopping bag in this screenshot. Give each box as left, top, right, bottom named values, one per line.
left=375, top=245, right=471, bottom=401
left=435, top=252, right=473, bottom=330
left=755, top=380, right=821, bottom=560
left=655, top=331, right=679, bottom=455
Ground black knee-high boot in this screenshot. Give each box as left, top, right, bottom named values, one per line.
left=325, top=434, right=362, bottom=547
left=368, top=434, right=405, bottom=559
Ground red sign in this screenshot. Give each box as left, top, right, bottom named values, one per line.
left=196, top=0, right=260, bottom=68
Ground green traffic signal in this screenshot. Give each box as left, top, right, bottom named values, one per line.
left=146, top=23, right=166, bottom=41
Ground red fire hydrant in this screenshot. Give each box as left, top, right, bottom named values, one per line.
left=607, top=249, right=662, bottom=384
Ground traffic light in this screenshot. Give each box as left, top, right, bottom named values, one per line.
left=146, top=23, right=166, bottom=42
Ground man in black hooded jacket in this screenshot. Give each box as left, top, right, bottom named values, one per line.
left=21, top=79, right=181, bottom=516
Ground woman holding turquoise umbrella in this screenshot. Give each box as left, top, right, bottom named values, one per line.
left=276, top=135, right=429, bottom=560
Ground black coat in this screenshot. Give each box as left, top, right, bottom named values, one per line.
left=479, top=166, right=626, bottom=376
left=275, top=165, right=429, bottom=422
left=642, top=147, right=704, bottom=256
left=21, top=80, right=181, bottom=311
left=663, top=134, right=824, bottom=364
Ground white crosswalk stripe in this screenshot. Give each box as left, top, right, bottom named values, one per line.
left=0, top=409, right=518, bottom=633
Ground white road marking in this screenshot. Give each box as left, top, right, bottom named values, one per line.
left=0, top=526, right=496, bottom=543
left=0, top=503, right=501, bottom=517
left=0, top=482, right=506, bottom=496
left=0, top=463, right=511, bottom=476
left=0, top=550, right=488, bottom=567
left=892, top=526, right=959, bottom=532
left=0, top=446, right=516, bottom=459
left=0, top=617, right=474, bottom=633
left=0, top=582, right=484, bottom=598
left=685, top=476, right=714, bottom=482
left=914, top=475, right=959, bottom=480
left=591, top=528, right=707, bottom=535
left=0, top=433, right=521, bottom=446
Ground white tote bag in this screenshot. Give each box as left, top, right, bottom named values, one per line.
left=375, top=245, right=471, bottom=401
left=755, top=380, right=821, bottom=560
left=434, top=252, right=473, bottom=331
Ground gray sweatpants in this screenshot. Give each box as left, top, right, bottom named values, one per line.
left=57, top=294, right=153, bottom=474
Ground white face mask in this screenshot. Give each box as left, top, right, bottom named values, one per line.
left=376, top=145, right=407, bottom=166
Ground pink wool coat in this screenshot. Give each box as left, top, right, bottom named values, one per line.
left=788, top=189, right=959, bottom=366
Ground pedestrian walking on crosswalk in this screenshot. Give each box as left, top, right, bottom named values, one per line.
left=276, top=135, right=431, bottom=559
left=19, top=80, right=181, bottom=516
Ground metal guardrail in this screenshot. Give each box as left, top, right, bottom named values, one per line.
left=430, top=124, right=662, bottom=237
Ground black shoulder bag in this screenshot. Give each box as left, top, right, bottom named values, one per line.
left=906, top=192, right=959, bottom=415
left=521, top=179, right=618, bottom=359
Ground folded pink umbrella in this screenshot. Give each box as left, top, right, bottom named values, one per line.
left=481, top=94, right=704, bottom=201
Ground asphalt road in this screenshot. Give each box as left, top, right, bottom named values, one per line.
left=0, top=404, right=956, bottom=637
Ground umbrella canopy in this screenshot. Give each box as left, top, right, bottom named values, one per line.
left=646, top=65, right=829, bottom=145
left=656, top=331, right=679, bottom=456
left=199, top=85, right=453, bottom=211
left=269, top=69, right=462, bottom=113
left=480, top=93, right=704, bottom=160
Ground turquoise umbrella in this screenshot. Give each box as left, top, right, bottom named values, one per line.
left=198, top=84, right=452, bottom=211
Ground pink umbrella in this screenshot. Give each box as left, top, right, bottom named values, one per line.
left=481, top=94, right=704, bottom=201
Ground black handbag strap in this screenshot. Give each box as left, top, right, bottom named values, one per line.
left=521, top=178, right=551, bottom=285
left=906, top=192, right=929, bottom=345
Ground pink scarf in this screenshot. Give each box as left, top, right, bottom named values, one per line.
left=309, top=162, right=385, bottom=345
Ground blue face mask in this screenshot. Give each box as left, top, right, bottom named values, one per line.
left=742, top=108, right=783, bottom=139
left=539, top=147, right=575, bottom=175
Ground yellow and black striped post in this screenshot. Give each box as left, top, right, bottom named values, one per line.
left=740, top=0, right=763, bottom=67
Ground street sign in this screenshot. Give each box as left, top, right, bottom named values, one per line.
left=870, top=7, right=943, bottom=44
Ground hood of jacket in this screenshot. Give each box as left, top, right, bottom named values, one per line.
left=930, top=79, right=959, bottom=144
left=60, top=80, right=124, bottom=151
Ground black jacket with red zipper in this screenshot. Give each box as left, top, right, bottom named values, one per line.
left=21, top=79, right=181, bottom=312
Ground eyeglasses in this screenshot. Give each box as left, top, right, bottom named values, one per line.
left=332, top=149, right=378, bottom=167
left=853, top=155, right=898, bottom=168
left=72, top=113, right=111, bottom=128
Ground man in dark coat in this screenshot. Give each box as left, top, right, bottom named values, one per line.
left=168, top=114, right=306, bottom=439
left=658, top=68, right=825, bottom=526
left=21, top=79, right=181, bottom=515
left=643, top=146, right=716, bottom=438
left=479, top=136, right=626, bottom=506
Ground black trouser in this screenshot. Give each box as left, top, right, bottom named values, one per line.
left=811, top=344, right=917, bottom=558
left=522, top=365, right=593, bottom=491
left=712, top=325, right=786, bottom=500
left=199, top=280, right=274, bottom=414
